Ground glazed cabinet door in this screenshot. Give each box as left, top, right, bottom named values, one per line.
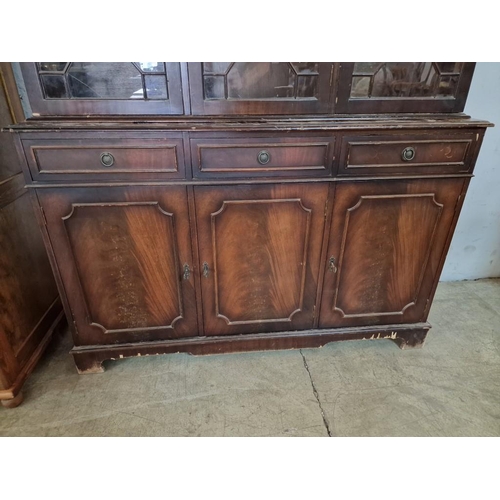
left=336, top=62, right=475, bottom=113
left=194, top=184, right=329, bottom=335
left=319, top=178, right=466, bottom=328
left=19, top=62, right=184, bottom=116
left=188, top=63, right=334, bottom=115
left=36, top=186, right=198, bottom=345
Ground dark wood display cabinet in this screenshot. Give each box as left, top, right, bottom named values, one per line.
left=5, top=62, right=492, bottom=374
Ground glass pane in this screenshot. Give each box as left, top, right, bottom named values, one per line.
left=135, top=62, right=165, bottom=72
left=203, top=62, right=231, bottom=74
left=296, top=75, right=318, bottom=98
left=227, top=63, right=295, bottom=99
left=67, top=62, right=142, bottom=98
left=39, top=62, right=67, bottom=72
left=438, top=75, right=459, bottom=96
left=145, top=75, right=168, bottom=99
left=202, top=62, right=322, bottom=101
left=381, top=63, right=435, bottom=97
left=291, top=62, right=319, bottom=74
left=41, top=75, right=68, bottom=98
left=371, top=63, right=402, bottom=97
left=350, top=62, right=464, bottom=99
left=407, top=64, right=438, bottom=97
left=204, top=75, right=225, bottom=99
left=351, top=76, right=370, bottom=97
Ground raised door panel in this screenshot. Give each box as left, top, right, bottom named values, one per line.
left=336, top=62, right=475, bottom=113
left=37, top=186, right=198, bottom=345
left=195, top=184, right=329, bottom=335
left=319, top=179, right=465, bottom=328
left=189, top=63, right=334, bottom=115
left=20, top=62, right=184, bottom=116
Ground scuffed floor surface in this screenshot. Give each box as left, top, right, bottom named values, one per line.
left=1, top=279, right=499, bottom=436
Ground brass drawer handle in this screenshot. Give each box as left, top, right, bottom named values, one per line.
left=401, top=147, right=415, bottom=162
left=202, top=262, right=209, bottom=278
left=183, top=264, right=191, bottom=280
left=100, top=152, right=115, bottom=167
left=257, top=150, right=271, bottom=165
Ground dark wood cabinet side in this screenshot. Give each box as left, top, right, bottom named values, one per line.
left=0, top=63, right=64, bottom=408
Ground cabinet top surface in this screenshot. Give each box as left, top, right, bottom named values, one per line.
left=5, top=114, right=494, bottom=133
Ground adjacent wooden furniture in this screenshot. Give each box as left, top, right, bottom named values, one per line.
left=0, top=63, right=64, bottom=407
left=7, top=62, right=492, bottom=374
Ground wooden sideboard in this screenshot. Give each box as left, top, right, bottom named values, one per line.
left=0, top=63, right=64, bottom=407
left=6, top=62, right=492, bottom=374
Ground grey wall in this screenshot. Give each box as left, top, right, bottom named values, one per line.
left=441, top=62, right=500, bottom=281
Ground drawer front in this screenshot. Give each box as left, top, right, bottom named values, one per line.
left=21, top=133, right=186, bottom=182
left=190, top=135, right=335, bottom=179
left=338, top=132, right=477, bottom=176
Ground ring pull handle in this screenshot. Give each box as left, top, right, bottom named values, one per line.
left=401, top=147, right=415, bottom=162
left=183, top=264, right=191, bottom=280
left=328, top=256, right=337, bottom=273
left=202, top=262, right=209, bottom=279
left=100, top=152, right=115, bottom=167
left=257, top=150, right=271, bottom=165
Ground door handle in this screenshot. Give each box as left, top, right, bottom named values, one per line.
left=202, top=262, right=209, bottom=278
left=328, top=256, right=337, bottom=273
left=183, top=264, right=191, bottom=280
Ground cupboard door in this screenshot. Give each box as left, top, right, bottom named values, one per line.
left=336, top=62, right=475, bottom=114
left=194, top=184, right=329, bottom=335
left=319, top=179, right=466, bottom=328
left=189, top=63, right=333, bottom=115
left=37, top=186, right=198, bottom=345
left=20, top=62, right=184, bottom=116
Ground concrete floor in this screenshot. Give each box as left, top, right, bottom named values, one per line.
left=1, top=279, right=499, bottom=436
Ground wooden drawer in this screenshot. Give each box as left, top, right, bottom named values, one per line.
left=190, top=134, right=335, bottom=178
left=338, top=131, right=478, bottom=176
left=21, top=132, right=186, bottom=182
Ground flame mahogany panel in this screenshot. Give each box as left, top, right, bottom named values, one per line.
left=194, top=183, right=328, bottom=335
left=36, top=186, right=198, bottom=345
left=319, top=178, right=466, bottom=328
